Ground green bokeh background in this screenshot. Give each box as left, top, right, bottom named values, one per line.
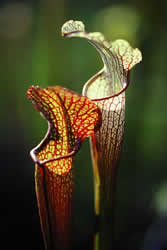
left=3, top=0, right=167, bottom=249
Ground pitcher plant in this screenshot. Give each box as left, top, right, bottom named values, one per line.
left=62, top=20, right=142, bottom=250
left=27, top=85, right=101, bottom=250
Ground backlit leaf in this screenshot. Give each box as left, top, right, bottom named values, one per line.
left=27, top=85, right=100, bottom=175
left=62, top=20, right=142, bottom=250
left=62, top=20, right=142, bottom=98
left=27, top=85, right=101, bottom=250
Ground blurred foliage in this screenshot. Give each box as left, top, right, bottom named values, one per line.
left=3, top=0, right=167, bottom=250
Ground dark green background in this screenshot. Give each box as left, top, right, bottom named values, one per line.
left=3, top=0, right=167, bottom=249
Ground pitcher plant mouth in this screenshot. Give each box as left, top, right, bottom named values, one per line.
left=29, top=121, right=81, bottom=169
left=82, top=69, right=130, bottom=101
left=27, top=85, right=101, bottom=250
left=62, top=20, right=142, bottom=250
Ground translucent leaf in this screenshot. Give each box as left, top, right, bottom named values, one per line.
left=27, top=85, right=100, bottom=175
left=27, top=85, right=101, bottom=250
left=62, top=20, right=142, bottom=98
left=62, top=20, right=142, bottom=250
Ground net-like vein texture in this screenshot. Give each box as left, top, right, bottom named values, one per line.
left=62, top=20, right=142, bottom=249
left=27, top=85, right=100, bottom=250
left=62, top=19, right=141, bottom=179
left=27, top=85, right=100, bottom=175
left=62, top=20, right=142, bottom=98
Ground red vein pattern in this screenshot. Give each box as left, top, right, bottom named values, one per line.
left=27, top=85, right=101, bottom=250
left=92, top=93, right=125, bottom=250
left=94, top=94, right=125, bottom=190
left=61, top=20, right=142, bottom=250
